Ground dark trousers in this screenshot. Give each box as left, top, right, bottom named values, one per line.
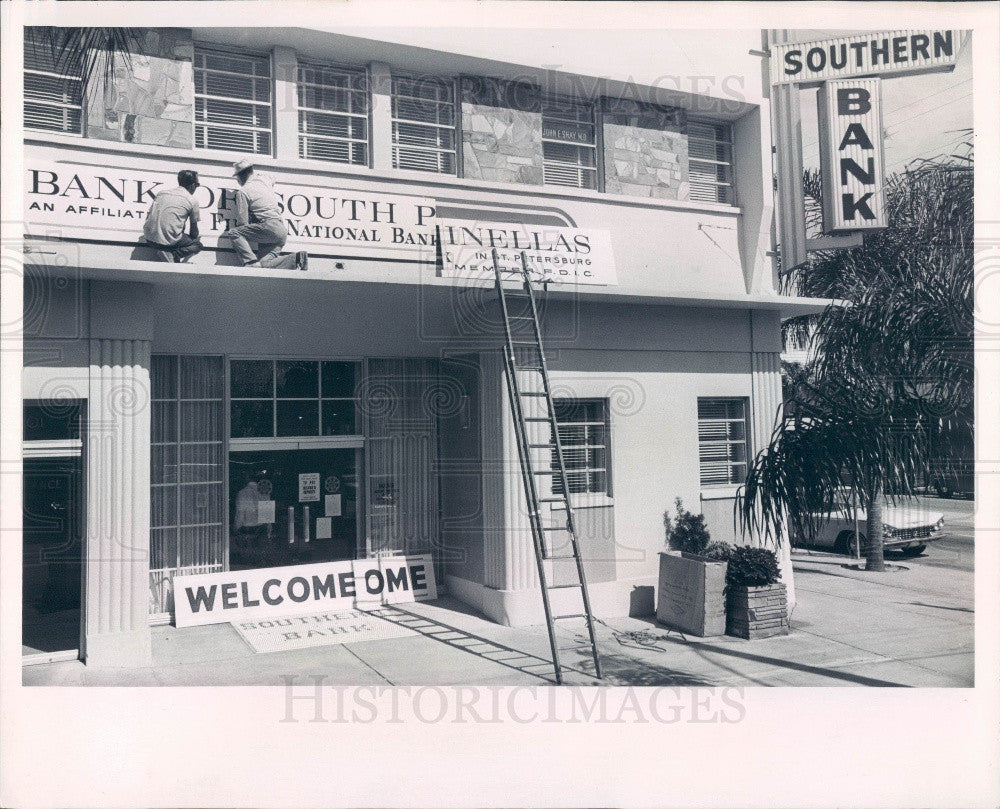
left=146, top=233, right=203, bottom=263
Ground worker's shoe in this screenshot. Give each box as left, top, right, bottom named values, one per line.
left=295, top=251, right=309, bottom=271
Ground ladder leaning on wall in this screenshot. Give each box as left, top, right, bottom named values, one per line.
left=491, top=248, right=603, bottom=685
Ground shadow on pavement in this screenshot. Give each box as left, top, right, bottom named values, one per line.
left=370, top=606, right=715, bottom=686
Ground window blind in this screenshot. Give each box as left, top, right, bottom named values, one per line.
left=542, top=97, right=598, bottom=190
left=391, top=76, right=456, bottom=175
left=24, top=29, right=83, bottom=134
left=194, top=48, right=273, bottom=155
left=697, top=398, right=749, bottom=486
left=552, top=399, right=610, bottom=495
left=688, top=121, right=734, bottom=204
left=298, top=63, right=369, bottom=166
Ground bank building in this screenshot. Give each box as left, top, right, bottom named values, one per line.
left=20, top=26, right=826, bottom=668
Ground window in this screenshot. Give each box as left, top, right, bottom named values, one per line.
left=688, top=121, right=733, bottom=204
left=697, top=398, right=749, bottom=486
left=150, top=356, right=226, bottom=615
left=194, top=47, right=272, bottom=155
left=542, top=96, right=598, bottom=190
left=229, top=359, right=358, bottom=439
left=391, top=76, right=456, bottom=174
left=24, top=28, right=83, bottom=134
left=551, top=399, right=610, bottom=496
left=298, top=63, right=369, bottom=166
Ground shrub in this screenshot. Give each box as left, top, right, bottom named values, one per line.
left=701, top=541, right=733, bottom=562
left=726, top=546, right=781, bottom=588
left=664, top=498, right=711, bottom=555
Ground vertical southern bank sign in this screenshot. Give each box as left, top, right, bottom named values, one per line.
left=23, top=159, right=616, bottom=285
left=770, top=30, right=962, bottom=235
left=816, top=79, right=886, bottom=233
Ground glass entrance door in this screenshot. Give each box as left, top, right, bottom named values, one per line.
left=23, top=457, right=83, bottom=656
left=228, top=447, right=360, bottom=570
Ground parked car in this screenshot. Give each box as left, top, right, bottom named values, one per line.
left=792, top=493, right=947, bottom=557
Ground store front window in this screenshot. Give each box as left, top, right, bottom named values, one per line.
left=228, top=448, right=359, bottom=569
left=23, top=400, right=84, bottom=658
left=228, top=358, right=364, bottom=571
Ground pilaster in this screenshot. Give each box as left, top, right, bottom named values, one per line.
left=751, top=349, right=795, bottom=607
left=84, top=338, right=153, bottom=666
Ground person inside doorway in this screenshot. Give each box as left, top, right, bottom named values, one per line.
left=225, top=158, right=308, bottom=271
left=141, top=169, right=203, bottom=262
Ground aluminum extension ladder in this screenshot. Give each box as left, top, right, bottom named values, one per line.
left=491, top=248, right=602, bottom=684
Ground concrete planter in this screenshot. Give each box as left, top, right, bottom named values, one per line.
left=656, top=551, right=727, bottom=637
left=726, top=583, right=789, bottom=639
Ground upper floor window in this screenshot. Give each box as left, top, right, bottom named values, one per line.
left=697, top=398, right=749, bottom=486
left=298, top=63, right=369, bottom=166
left=688, top=121, right=733, bottom=205
left=194, top=48, right=272, bottom=155
left=24, top=28, right=83, bottom=135
left=552, top=399, right=610, bottom=496
left=391, top=76, right=456, bottom=175
left=542, top=96, right=598, bottom=190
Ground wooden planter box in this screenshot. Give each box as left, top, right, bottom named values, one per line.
left=656, top=551, right=727, bottom=637
left=726, top=583, right=789, bottom=639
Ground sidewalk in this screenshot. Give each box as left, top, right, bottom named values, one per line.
left=23, top=550, right=974, bottom=687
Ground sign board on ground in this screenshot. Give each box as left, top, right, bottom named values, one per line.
left=173, top=554, right=437, bottom=628
left=816, top=78, right=887, bottom=233
left=771, top=30, right=961, bottom=85
left=437, top=219, right=616, bottom=285
left=231, top=608, right=418, bottom=654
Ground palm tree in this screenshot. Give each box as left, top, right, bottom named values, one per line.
left=740, top=139, right=973, bottom=571
left=27, top=26, right=141, bottom=89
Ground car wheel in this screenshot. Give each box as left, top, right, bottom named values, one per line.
left=935, top=482, right=954, bottom=498
left=835, top=531, right=866, bottom=556
left=900, top=544, right=927, bottom=557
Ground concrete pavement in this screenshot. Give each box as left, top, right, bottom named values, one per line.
left=23, top=543, right=973, bottom=688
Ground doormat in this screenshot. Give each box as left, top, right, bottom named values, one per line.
left=231, top=608, right=418, bottom=654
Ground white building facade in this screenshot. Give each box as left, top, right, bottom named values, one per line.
left=21, top=26, right=825, bottom=667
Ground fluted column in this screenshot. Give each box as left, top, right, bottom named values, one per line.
left=481, top=350, right=540, bottom=594
left=751, top=350, right=795, bottom=607
left=84, top=338, right=152, bottom=666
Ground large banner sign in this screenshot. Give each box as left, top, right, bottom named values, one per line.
left=816, top=78, right=886, bottom=233
left=771, top=30, right=960, bottom=85
left=437, top=218, right=617, bottom=286
left=24, top=160, right=437, bottom=258
left=173, top=554, right=437, bottom=628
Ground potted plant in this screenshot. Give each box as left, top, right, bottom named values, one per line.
left=725, top=546, right=789, bottom=639
left=656, top=499, right=732, bottom=637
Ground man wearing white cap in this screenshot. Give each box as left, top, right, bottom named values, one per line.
left=224, top=158, right=308, bottom=270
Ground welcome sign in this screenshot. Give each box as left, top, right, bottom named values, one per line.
left=437, top=218, right=617, bottom=286
left=24, top=159, right=437, bottom=257
left=173, top=554, right=437, bottom=628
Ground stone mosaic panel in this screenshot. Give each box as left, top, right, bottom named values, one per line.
left=460, top=76, right=544, bottom=186
left=601, top=98, right=689, bottom=200
left=86, top=29, right=194, bottom=148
